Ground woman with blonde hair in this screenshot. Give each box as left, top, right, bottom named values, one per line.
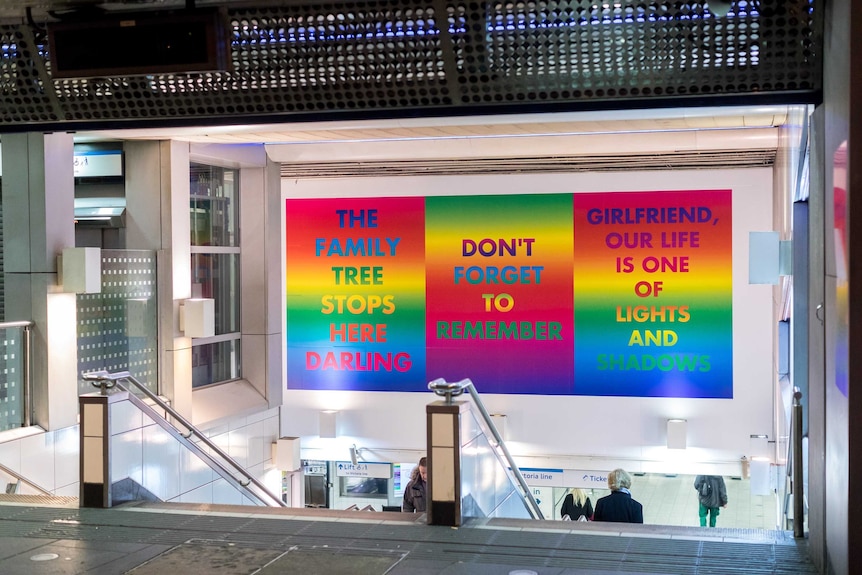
left=592, top=468, right=644, bottom=523
left=560, top=487, right=593, bottom=521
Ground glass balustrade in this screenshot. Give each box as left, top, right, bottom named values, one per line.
left=0, top=322, right=32, bottom=432
left=459, top=404, right=533, bottom=519
left=76, top=250, right=158, bottom=396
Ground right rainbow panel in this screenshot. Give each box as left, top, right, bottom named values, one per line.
left=573, top=190, right=733, bottom=398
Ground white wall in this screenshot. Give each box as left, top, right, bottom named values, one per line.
left=110, top=399, right=281, bottom=505
left=0, top=426, right=79, bottom=496
left=0, top=403, right=281, bottom=505
left=280, top=168, right=775, bottom=476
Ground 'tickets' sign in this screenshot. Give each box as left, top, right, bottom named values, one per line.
left=285, top=190, right=732, bottom=398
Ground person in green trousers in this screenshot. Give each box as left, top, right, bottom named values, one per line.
left=694, top=475, right=728, bottom=527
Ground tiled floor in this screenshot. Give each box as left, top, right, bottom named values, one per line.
left=628, top=473, right=780, bottom=530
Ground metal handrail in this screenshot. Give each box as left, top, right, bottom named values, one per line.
left=0, top=459, right=52, bottom=496
left=120, top=390, right=275, bottom=506
left=0, top=321, right=35, bottom=428
left=791, top=389, right=804, bottom=537
left=783, top=387, right=807, bottom=535
left=428, top=377, right=545, bottom=520
left=82, top=370, right=286, bottom=507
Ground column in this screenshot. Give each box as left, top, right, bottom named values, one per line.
left=2, top=132, right=77, bottom=431
left=124, top=140, right=193, bottom=418
left=426, top=400, right=466, bottom=526
left=79, top=391, right=128, bottom=507
left=239, top=156, right=283, bottom=408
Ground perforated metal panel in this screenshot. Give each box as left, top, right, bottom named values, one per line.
left=77, top=250, right=158, bottom=395
left=0, top=0, right=821, bottom=131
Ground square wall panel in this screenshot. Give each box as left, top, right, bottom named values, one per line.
left=431, top=414, right=454, bottom=447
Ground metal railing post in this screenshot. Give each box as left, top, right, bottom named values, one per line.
left=792, top=389, right=804, bottom=538
left=83, top=370, right=286, bottom=507
left=428, top=377, right=545, bottom=520
left=22, top=323, right=32, bottom=427
left=464, top=381, right=544, bottom=520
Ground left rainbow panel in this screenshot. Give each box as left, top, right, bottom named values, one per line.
left=285, top=197, right=427, bottom=391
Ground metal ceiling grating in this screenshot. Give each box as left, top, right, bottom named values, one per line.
left=0, top=0, right=821, bottom=132
left=279, top=148, right=777, bottom=178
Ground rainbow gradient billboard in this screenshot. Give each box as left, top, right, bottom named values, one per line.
left=286, top=190, right=732, bottom=397
left=573, top=190, right=733, bottom=398
left=425, top=194, right=575, bottom=394
left=285, top=197, right=427, bottom=391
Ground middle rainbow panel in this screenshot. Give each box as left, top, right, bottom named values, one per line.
left=425, top=194, right=576, bottom=394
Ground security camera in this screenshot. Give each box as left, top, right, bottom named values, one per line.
left=350, top=445, right=359, bottom=466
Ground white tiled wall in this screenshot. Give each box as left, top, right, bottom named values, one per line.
left=0, top=425, right=80, bottom=496
left=0, top=401, right=281, bottom=505
left=108, top=399, right=281, bottom=505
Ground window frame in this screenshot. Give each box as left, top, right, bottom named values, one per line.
left=189, top=161, right=242, bottom=389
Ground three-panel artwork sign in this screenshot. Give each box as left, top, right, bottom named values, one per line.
left=286, top=190, right=732, bottom=398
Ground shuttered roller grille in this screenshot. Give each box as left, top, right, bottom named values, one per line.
left=0, top=0, right=820, bottom=130
left=279, top=148, right=777, bottom=178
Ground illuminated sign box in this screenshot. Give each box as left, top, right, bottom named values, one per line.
left=518, top=468, right=565, bottom=487
left=335, top=462, right=392, bottom=478
left=0, top=147, right=122, bottom=178
left=74, top=150, right=123, bottom=178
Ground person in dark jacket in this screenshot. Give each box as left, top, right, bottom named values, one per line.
left=402, top=456, right=427, bottom=512
left=592, top=468, right=644, bottom=523
left=694, top=475, right=728, bottom=527
left=561, top=487, right=593, bottom=521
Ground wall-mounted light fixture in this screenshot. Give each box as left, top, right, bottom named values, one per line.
left=319, top=410, right=338, bottom=439
left=179, top=298, right=215, bottom=338
left=59, top=247, right=101, bottom=294
left=272, top=437, right=301, bottom=471
left=749, top=232, right=792, bottom=284
left=667, top=419, right=687, bottom=450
